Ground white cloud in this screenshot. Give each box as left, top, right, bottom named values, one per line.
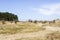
left=35, top=3, right=60, bottom=15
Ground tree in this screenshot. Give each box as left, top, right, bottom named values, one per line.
left=0, top=12, right=18, bottom=21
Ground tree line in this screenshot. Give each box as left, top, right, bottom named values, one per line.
left=0, top=12, right=18, bottom=21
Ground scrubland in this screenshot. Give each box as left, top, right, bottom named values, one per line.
left=0, top=21, right=45, bottom=34
left=0, top=20, right=60, bottom=40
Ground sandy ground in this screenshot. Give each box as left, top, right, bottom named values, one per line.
left=0, top=26, right=60, bottom=40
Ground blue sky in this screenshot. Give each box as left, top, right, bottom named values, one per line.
left=0, top=0, right=60, bottom=21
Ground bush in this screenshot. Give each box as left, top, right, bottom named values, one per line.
left=43, top=21, right=47, bottom=24
left=2, top=20, right=5, bottom=24
left=34, top=20, right=37, bottom=23
left=15, top=21, right=18, bottom=24
left=53, top=20, right=55, bottom=23
left=28, top=19, right=33, bottom=22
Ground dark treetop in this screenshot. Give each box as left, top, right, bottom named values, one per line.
left=0, top=12, right=18, bottom=21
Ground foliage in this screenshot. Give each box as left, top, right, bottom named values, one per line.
left=34, top=20, right=37, bottom=23
left=0, top=12, right=18, bottom=21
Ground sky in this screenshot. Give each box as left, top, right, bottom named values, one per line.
left=0, top=0, right=60, bottom=21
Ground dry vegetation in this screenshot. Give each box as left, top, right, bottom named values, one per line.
left=0, top=21, right=45, bottom=34
left=16, top=37, right=42, bottom=40
left=16, top=31, right=60, bottom=40
left=46, top=31, right=60, bottom=40
left=0, top=20, right=60, bottom=40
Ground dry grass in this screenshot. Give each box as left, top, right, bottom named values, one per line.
left=16, top=31, right=60, bottom=40
left=0, top=21, right=60, bottom=40
left=46, top=31, right=60, bottom=40
left=16, top=37, right=42, bottom=40
left=0, top=21, right=45, bottom=34
left=44, top=20, right=60, bottom=27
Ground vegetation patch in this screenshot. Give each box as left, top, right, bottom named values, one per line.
left=0, top=22, right=45, bottom=34
left=46, top=31, right=60, bottom=40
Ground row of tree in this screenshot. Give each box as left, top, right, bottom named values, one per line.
left=28, top=19, right=60, bottom=24
left=0, top=12, right=18, bottom=21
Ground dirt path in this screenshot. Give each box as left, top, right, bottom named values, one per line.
left=0, top=26, right=60, bottom=40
